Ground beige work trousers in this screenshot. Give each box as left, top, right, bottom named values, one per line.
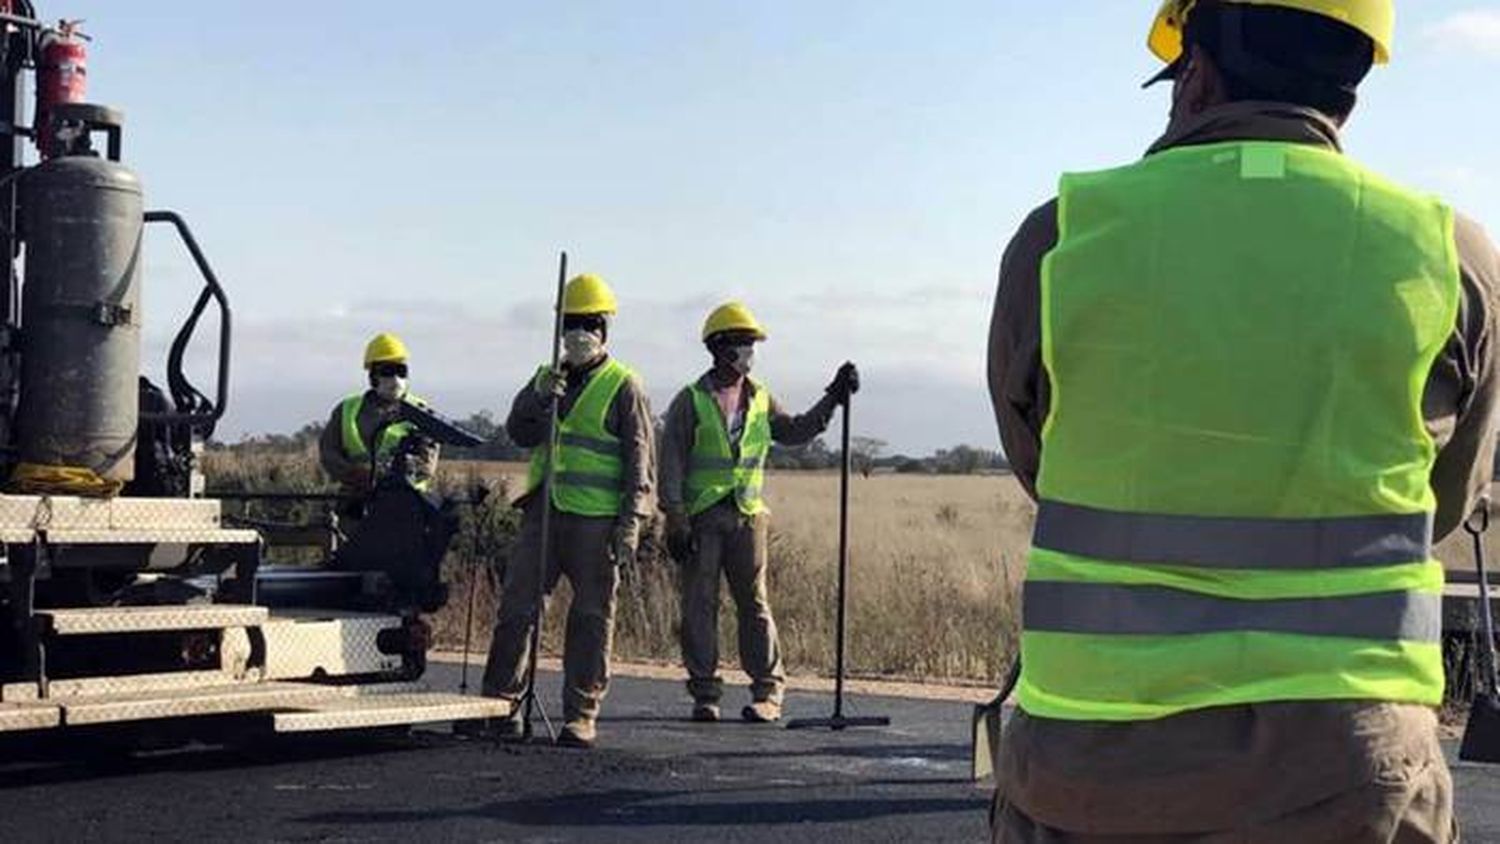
left=990, top=704, right=1458, bottom=843
left=481, top=501, right=619, bottom=723
left=679, top=500, right=785, bottom=705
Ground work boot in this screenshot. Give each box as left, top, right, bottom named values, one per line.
left=742, top=701, right=782, bottom=723
left=556, top=718, right=598, bottom=749
left=691, top=702, right=721, bottom=723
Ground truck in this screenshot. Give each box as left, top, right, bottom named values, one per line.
left=0, top=1, right=509, bottom=741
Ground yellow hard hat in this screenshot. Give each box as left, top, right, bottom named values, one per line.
left=363, top=332, right=409, bottom=369
left=702, top=301, right=768, bottom=342
left=563, top=273, right=618, bottom=316
left=1148, top=0, right=1393, bottom=66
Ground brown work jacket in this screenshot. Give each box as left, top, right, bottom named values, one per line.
left=987, top=102, right=1500, bottom=833
left=506, top=354, right=656, bottom=525
left=658, top=372, right=838, bottom=516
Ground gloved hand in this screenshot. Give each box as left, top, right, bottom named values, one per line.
left=610, top=517, right=641, bottom=567
left=665, top=510, right=694, bottom=563
left=533, top=366, right=567, bottom=401
left=825, top=361, right=860, bottom=402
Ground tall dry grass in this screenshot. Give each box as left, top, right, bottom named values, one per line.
left=204, top=452, right=1030, bottom=685
left=434, top=464, right=1031, bottom=685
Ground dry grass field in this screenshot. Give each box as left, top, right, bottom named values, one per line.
left=206, top=451, right=1031, bottom=686
left=434, top=462, right=1032, bottom=686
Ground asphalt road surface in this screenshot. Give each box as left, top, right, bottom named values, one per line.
left=1, top=664, right=1498, bottom=842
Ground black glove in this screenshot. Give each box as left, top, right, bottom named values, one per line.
left=826, top=361, right=860, bottom=402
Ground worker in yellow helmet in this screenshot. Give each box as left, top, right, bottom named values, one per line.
left=317, top=333, right=438, bottom=525
left=480, top=273, right=656, bottom=749
left=659, top=302, right=858, bottom=723
left=987, top=1, right=1499, bottom=840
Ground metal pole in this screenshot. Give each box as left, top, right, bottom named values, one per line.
left=458, top=501, right=483, bottom=695
left=1473, top=509, right=1499, bottom=698
left=787, top=378, right=887, bottom=732
left=832, top=393, right=851, bottom=721
left=520, top=251, right=567, bottom=740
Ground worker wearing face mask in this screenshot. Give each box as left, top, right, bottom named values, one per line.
left=659, top=302, right=859, bottom=723
left=481, top=273, right=656, bottom=749
left=318, top=332, right=439, bottom=506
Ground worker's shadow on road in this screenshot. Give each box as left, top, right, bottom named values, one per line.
left=297, top=784, right=985, bottom=829
left=0, top=730, right=442, bottom=789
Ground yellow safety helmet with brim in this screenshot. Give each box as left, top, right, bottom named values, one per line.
left=563, top=273, right=618, bottom=316
left=1148, top=0, right=1394, bottom=67
left=364, top=332, right=409, bottom=369
left=702, top=301, right=768, bottom=342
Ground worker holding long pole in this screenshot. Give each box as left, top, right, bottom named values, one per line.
left=987, top=2, right=1500, bottom=840
left=481, top=272, right=656, bottom=749
left=659, top=301, right=858, bottom=723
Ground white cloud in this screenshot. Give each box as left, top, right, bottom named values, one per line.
left=147, top=285, right=1000, bottom=455
left=1423, top=9, right=1500, bottom=57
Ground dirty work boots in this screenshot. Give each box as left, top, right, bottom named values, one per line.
left=742, top=701, right=782, bottom=723
left=557, top=718, right=598, bottom=749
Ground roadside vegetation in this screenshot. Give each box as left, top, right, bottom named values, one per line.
left=203, top=447, right=1028, bottom=687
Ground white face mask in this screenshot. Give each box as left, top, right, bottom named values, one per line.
left=374, top=375, right=408, bottom=402
left=562, top=329, right=605, bottom=367
left=727, top=344, right=755, bottom=376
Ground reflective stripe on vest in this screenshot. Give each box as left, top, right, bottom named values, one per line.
left=1023, top=141, right=1460, bottom=722
left=525, top=359, right=632, bottom=517
left=685, top=380, right=771, bottom=517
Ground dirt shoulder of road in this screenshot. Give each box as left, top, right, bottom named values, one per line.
left=428, top=651, right=1002, bottom=705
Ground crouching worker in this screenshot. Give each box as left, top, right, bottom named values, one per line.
left=660, top=301, right=859, bottom=723
left=480, top=273, right=655, bottom=749
left=318, top=332, right=439, bottom=534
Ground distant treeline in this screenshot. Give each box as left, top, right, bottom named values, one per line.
left=214, top=411, right=1011, bottom=477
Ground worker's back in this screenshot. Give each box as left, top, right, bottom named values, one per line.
left=987, top=2, right=1498, bottom=841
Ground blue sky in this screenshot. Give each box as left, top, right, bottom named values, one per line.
left=58, top=1, right=1500, bottom=453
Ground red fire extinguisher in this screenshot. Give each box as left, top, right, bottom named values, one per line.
left=36, top=20, right=89, bottom=159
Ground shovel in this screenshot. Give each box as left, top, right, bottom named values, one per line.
left=971, top=657, right=1021, bottom=780
left=1460, top=500, right=1500, bottom=763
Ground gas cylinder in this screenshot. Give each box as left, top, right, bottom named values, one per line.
left=35, top=22, right=88, bottom=159
left=16, top=153, right=144, bottom=482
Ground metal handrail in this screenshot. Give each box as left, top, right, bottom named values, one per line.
left=139, top=210, right=231, bottom=428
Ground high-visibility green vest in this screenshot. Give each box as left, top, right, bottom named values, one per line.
left=340, top=392, right=425, bottom=462
left=525, top=358, right=633, bottom=517
left=1022, top=141, right=1460, bottom=722
left=340, top=392, right=432, bottom=491
left=685, top=378, right=772, bottom=516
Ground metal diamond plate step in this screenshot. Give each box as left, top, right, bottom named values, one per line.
left=2, top=670, right=253, bottom=703
left=0, top=701, right=61, bottom=732
left=58, top=681, right=343, bottom=726
left=271, top=693, right=514, bottom=733
left=0, top=495, right=254, bottom=545
left=40, top=604, right=268, bottom=635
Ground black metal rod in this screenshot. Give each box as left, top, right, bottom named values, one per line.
left=1472, top=509, right=1499, bottom=698
left=521, top=251, right=568, bottom=739
left=833, top=393, right=851, bottom=720
left=785, top=385, right=887, bottom=733
left=460, top=510, right=484, bottom=696
left=140, top=211, right=232, bottom=425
